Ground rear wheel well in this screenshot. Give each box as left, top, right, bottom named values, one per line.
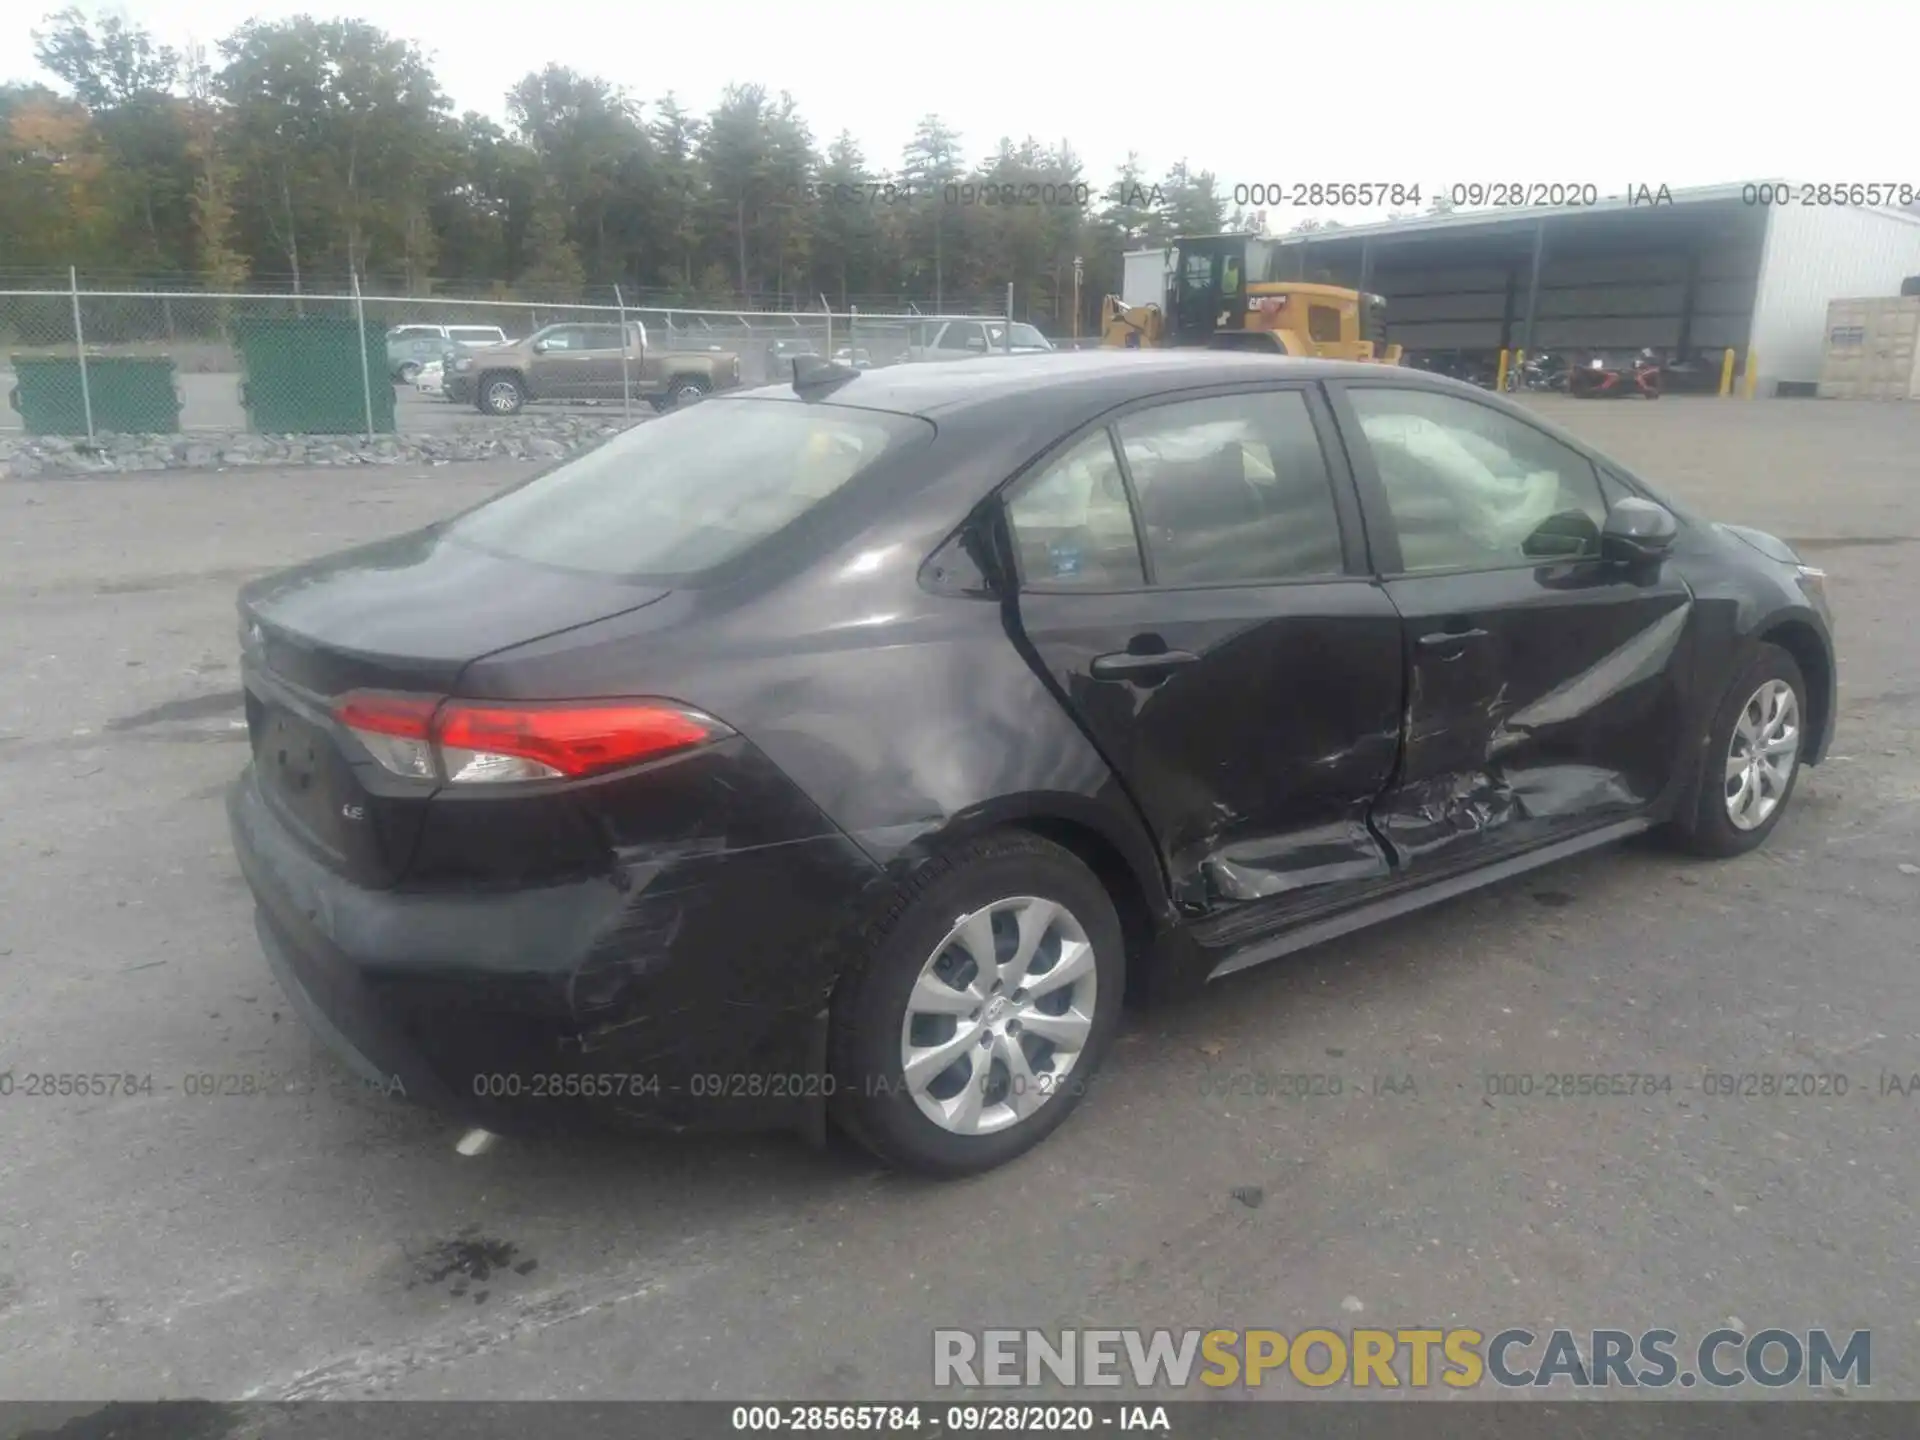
left=1759, top=620, right=1831, bottom=761
left=1007, top=816, right=1160, bottom=1005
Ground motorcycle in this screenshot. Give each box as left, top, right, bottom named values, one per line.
left=1567, top=348, right=1662, bottom=400
left=1511, top=351, right=1569, bottom=392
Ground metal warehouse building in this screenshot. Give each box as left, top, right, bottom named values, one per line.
left=1126, top=184, right=1920, bottom=395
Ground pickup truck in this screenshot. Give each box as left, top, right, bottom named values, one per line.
left=443, top=321, right=741, bottom=414
left=903, top=319, right=1055, bottom=362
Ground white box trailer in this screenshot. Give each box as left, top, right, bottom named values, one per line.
left=1122, top=248, right=1173, bottom=310
left=1817, top=296, right=1920, bottom=400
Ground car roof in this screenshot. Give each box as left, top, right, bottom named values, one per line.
left=726, top=350, right=1449, bottom=419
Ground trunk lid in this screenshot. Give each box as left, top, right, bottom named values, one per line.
left=238, top=525, right=671, bottom=886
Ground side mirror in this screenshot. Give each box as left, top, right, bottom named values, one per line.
left=1601, top=497, right=1679, bottom=565
left=531, top=340, right=548, bottom=354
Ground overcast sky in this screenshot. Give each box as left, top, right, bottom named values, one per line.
left=2, top=0, right=1904, bottom=224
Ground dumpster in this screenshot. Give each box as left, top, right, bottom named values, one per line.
left=7, top=354, right=184, bottom=436
left=231, top=315, right=395, bottom=434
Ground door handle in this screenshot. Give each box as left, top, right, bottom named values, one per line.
left=1416, top=627, right=1489, bottom=650
left=1090, top=649, right=1200, bottom=680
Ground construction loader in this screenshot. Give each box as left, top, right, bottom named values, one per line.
left=1101, top=232, right=1403, bottom=364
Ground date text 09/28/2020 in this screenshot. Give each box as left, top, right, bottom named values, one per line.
left=465, top=1071, right=1095, bottom=1102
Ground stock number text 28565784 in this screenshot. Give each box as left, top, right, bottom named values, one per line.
left=1233, top=182, right=1421, bottom=208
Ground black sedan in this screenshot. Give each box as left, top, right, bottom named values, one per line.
left=227, top=351, right=1836, bottom=1176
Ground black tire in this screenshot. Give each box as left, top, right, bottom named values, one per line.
left=476, top=372, right=526, bottom=416
left=397, top=361, right=421, bottom=384
left=667, top=375, right=711, bottom=407
left=828, top=831, right=1125, bottom=1177
left=1669, top=643, right=1808, bottom=858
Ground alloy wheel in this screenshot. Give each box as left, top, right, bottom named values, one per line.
left=898, top=896, right=1098, bottom=1136
left=1725, top=678, right=1800, bottom=831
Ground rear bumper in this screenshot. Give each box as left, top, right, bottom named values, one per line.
left=226, top=766, right=880, bottom=1136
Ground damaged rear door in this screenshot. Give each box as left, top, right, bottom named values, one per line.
left=1330, top=382, right=1693, bottom=870
left=1004, top=384, right=1404, bottom=915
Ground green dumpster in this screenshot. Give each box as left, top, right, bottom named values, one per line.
left=231, top=315, right=395, bottom=434
left=7, top=354, right=184, bottom=436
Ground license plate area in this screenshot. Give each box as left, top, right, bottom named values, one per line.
left=254, top=699, right=357, bottom=863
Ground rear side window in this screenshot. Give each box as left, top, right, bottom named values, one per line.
left=447, top=400, right=934, bottom=578
left=938, top=323, right=984, bottom=351
left=1005, top=432, right=1145, bottom=589
left=1117, top=391, right=1346, bottom=585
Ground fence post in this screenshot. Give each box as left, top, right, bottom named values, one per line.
left=849, top=305, right=858, bottom=360
left=69, top=266, right=95, bottom=442
left=1005, top=282, right=1015, bottom=352
left=350, top=267, right=375, bottom=440
left=615, top=284, right=632, bottom=423
left=821, top=293, right=833, bottom=359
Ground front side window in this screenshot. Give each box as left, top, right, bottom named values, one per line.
left=983, top=322, right=1053, bottom=350
left=447, top=400, right=932, bottom=578
left=538, top=327, right=582, bottom=351
left=1348, top=388, right=1609, bottom=572
left=1005, top=432, right=1144, bottom=589
left=1116, top=391, right=1346, bottom=585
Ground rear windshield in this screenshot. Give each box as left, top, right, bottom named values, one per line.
left=445, top=398, right=933, bottom=578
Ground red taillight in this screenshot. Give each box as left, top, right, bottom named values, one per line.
left=332, top=692, right=729, bottom=785
left=335, top=692, right=437, bottom=739
left=436, top=702, right=718, bottom=779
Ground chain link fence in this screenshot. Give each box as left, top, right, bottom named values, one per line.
left=0, top=276, right=1021, bottom=439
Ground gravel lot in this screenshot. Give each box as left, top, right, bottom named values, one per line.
left=0, top=371, right=636, bottom=435
left=1, top=397, right=1917, bottom=1406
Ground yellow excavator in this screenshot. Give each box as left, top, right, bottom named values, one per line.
left=1101, top=232, right=1403, bottom=364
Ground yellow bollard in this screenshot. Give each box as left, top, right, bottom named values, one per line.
left=1742, top=349, right=1759, bottom=399
left=1718, top=348, right=1736, bottom=397
left=1495, top=349, right=1510, bottom=393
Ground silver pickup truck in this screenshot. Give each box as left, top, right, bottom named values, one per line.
left=903, top=319, right=1055, bottom=362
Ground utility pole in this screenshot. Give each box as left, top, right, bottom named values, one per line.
left=736, top=196, right=749, bottom=302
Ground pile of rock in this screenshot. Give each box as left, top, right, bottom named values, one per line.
left=1, top=413, right=641, bottom=478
